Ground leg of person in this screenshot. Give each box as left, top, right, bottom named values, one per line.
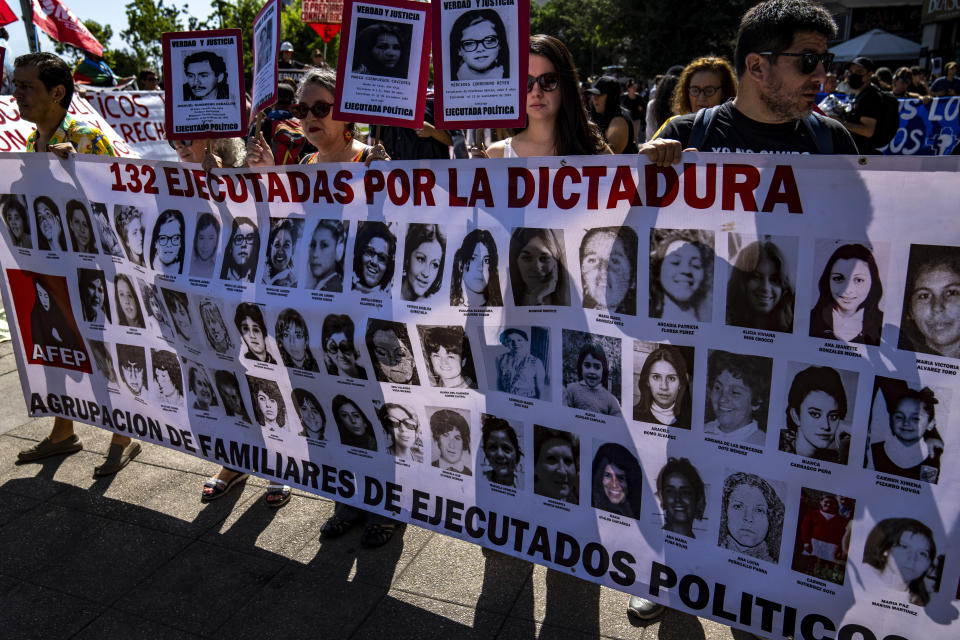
left=626, top=594, right=665, bottom=620
left=320, top=501, right=367, bottom=539
left=17, top=416, right=82, bottom=462
left=201, top=466, right=249, bottom=502
left=359, top=512, right=405, bottom=549
left=264, top=482, right=292, bottom=508
left=93, top=432, right=142, bottom=476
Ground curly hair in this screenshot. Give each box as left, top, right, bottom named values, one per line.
left=706, top=350, right=771, bottom=432
left=718, top=472, right=784, bottom=562
left=249, top=377, right=286, bottom=428
left=671, top=56, right=737, bottom=115
left=429, top=409, right=471, bottom=452
left=151, top=349, right=183, bottom=396
left=353, top=221, right=396, bottom=291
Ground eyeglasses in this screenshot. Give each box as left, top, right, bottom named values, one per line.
left=689, top=85, right=721, bottom=98
left=325, top=340, right=353, bottom=354
left=387, top=416, right=418, bottom=431
left=232, top=233, right=257, bottom=247
left=156, top=234, right=182, bottom=247
left=290, top=100, right=334, bottom=119
left=527, top=72, right=560, bottom=93
left=756, top=51, right=835, bottom=75
left=460, top=35, right=499, bottom=52
left=168, top=139, right=193, bottom=150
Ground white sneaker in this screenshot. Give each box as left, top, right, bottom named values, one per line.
left=627, top=595, right=665, bottom=620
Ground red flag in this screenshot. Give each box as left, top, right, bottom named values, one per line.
left=309, top=23, right=341, bottom=42
left=31, top=0, right=103, bottom=57
left=0, top=0, right=18, bottom=27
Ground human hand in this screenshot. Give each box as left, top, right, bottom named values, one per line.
left=245, top=132, right=275, bottom=167
left=415, top=121, right=436, bottom=138
left=364, top=143, right=390, bottom=166
left=48, top=143, right=75, bottom=159
left=638, top=138, right=687, bottom=167
left=469, top=146, right=488, bottom=159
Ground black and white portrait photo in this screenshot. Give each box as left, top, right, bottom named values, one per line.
left=717, top=471, right=785, bottom=564
left=88, top=339, right=118, bottom=386
left=725, top=233, right=798, bottom=333
left=428, top=407, right=472, bottom=475
left=306, top=220, right=348, bottom=292
left=352, top=221, right=396, bottom=294
left=114, top=205, right=145, bottom=266
left=117, top=343, right=148, bottom=398
left=262, top=218, right=303, bottom=287
left=865, top=377, right=945, bottom=484
left=591, top=442, right=642, bottom=519
left=561, top=329, right=621, bottom=416
left=580, top=226, right=637, bottom=315
left=90, top=202, right=124, bottom=257
left=401, top=223, right=445, bottom=302
left=862, top=517, right=944, bottom=606
left=235, top=302, right=276, bottom=364
left=77, top=268, right=110, bottom=324
left=198, top=297, right=233, bottom=354
left=321, top=314, right=367, bottom=379
left=160, top=288, right=197, bottom=345
left=656, top=457, right=706, bottom=538
left=251, top=0, right=280, bottom=115
left=493, top=326, right=549, bottom=400
left=149, top=209, right=185, bottom=275
left=448, top=9, right=509, bottom=81
left=214, top=369, right=251, bottom=422
left=255, top=16, right=274, bottom=73
left=649, top=228, right=714, bottom=322
left=704, top=350, right=773, bottom=445
left=182, top=50, right=230, bottom=101
left=293, top=388, right=325, bottom=441
left=190, top=212, right=221, bottom=278
left=533, top=425, right=579, bottom=504
left=151, top=349, right=184, bottom=407
left=510, top=227, right=570, bottom=306
left=352, top=19, right=411, bottom=78
left=418, top=325, right=478, bottom=389
left=137, top=278, right=175, bottom=341
left=221, top=216, right=260, bottom=283
left=332, top=394, right=378, bottom=451
left=65, top=199, right=98, bottom=254
left=365, top=318, right=419, bottom=385
left=185, top=360, right=219, bottom=412
left=450, top=228, right=503, bottom=307
left=114, top=273, right=145, bottom=329
left=479, top=414, right=523, bottom=489
left=246, top=375, right=289, bottom=436
left=34, top=196, right=66, bottom=252
left=275, top=308, right=320, bottom=372
left=2, top=194, right=32, bottom=249
left=809, top=240, right=887, bottom=345
left=779, top=363, right=857, bottom=464
left=792, top=489, right=854, bottom=586
left=633, top=342, right=694, bottom=429
left=898, top=244, right=960, bottom=360
left=376, top=402, right=424, bottom=463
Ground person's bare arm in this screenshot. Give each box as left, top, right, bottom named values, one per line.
left=604, top=117, right=629, bottom=154
left=481, top=140, right=505, bottom=158
left=416, top=121, right=453, bottom=146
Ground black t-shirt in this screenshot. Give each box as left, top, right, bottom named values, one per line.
left=655, top=101, right=858, bottom=155
left=380, top=101, right=451, bottom=161
left=848, top=83, right=884, bottom=154
left=620, top=94, right=644, bottom=120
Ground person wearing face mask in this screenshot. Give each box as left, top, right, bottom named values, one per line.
left=839, top=57, right=885, bottom=154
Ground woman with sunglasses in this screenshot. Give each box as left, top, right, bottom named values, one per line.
left=246, top=68, right=387, bottom=166
left=671, top=57, right=737, bottom=115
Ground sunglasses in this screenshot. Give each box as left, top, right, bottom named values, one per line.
left=757, top=51, right=835, bottom=75
left=527, top=72, right=560, bottom=93
left=290, top=100, right=334, bottom=119
left=168, top=139, right=194, bottom=150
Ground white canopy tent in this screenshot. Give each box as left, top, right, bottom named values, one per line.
left=830, top=29, right=922, bottom=62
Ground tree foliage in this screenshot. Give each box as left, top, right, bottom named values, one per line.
left=120, top=0, right=197, bottom=71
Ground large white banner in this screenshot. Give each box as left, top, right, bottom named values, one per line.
left=0, top=153, right=958, bottom=639
left=81, top=89, right=176, bottom=160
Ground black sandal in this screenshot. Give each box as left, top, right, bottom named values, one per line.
left=320, top=515, right=355, bottom=539
left=360, top=521, right=405, bottom=548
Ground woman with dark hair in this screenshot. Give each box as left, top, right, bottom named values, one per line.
left=321, top=314, right=367, bottom=379
left=726, top=240, right=795, bottom=333
left=430, top=409, right=472, bottom=475
left=30, top=276, right=82, bottom=354
left=705, top=350, right=771, bottom=445
left=450, top=229, right=503, bottom=307
left=250, top=378, right=288, bottom=434
left=671, top=57, right=737, bottom=116
left=78, top=268, right=110, bottom=324
left=810, top=244, right=883, bottom=345
left=149, top=209, right=185, bottom=275
left=449, top=9, right=509, bottom=81
left=481, top=415, right=522, bottom=488
left=421, top=325, right=477, bottom=389
left=647, top=71, right=682, bottom=140
left=65, top=199, right=97, bottom=254
left=162, top=289, right=195, bottom=344
left=898, top=245, right=960, bottom=359
left=533, top=426, right=578, bottom=503
left=234, top=303, right=275, bottom=363
left=190, top=213, right=220, bottom=278
left=377, top=403, right=423, bottom=463
left=114, top=273, right=145, bottom=328
left=220, top=217, right=259, bottom=282
left=114, top=205, right=145, bottom=266
left=509, top=227, right=570, bottom=306
left=34, top=196, right=66, bottom=251
left=333, top=394, right=377, bottom=450
left=353, top=221, right=396, bottom=293
left=483, top=35, right=608, bottom=158
left=634, top=345, right=692, bottom=429
left=562, top=342, right=620, bottom=416
left=656, top=457, right=706, bottom=537
left=717, top=472, right=785, bottom=563
left=588, top=76, right=637, bottom=154
left=293, top=388, right=325, bottom=440
left=152, top=349, right=184, bottom=406
left=275, top=308, right=320, bottom=371
left=779, top=366, right=850, bottom=463
left=262, top=219, right=300, bottom=287
left=862, top=518, right=937, bottom=605
left=307, top=220, right=347, bottom=291
left=401, top=223, right=445, bottom=301
left=198, top=299, right=231, bottom=353
left=2, top=195, right=32, bottom=249
left=366, top=319, right=420, bottom=385
left=580, top=226, right=637, bottom=314
left=649, top=229, right=714, bottom=322
left=353, top=22, right=408, bottom=78
left=591, top=443, right=643, bottom=518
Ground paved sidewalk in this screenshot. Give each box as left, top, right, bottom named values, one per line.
left=0, top=338, right=753, bottom=639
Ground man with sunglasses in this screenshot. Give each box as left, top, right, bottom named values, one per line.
left=640, top=0, right=857, bottom=165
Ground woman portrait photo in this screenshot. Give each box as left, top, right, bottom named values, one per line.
left=657, top=457, right=706, bottom=538
left=898, top=244, right=960, bottom=359
left=533, top=425, right=579, bottom=504
left=352, top=221, right=396, bottom=294
left=352, top=20, right=410, bottom=78
left=449, top=9, right=509, bottom=81
left=65, top=199, right=97, bottom=254
left=293, top=388, right=325, bottom=440
left=366, top=319, right=420, bottom=385
left=495, top=327, right=548, bottom=399
left=114, top=273, right=145, bottom=329
left=275, top=308, right=320, bottom=372
left=704, top=350, right=772, bottom=445
left=863, top=518, right=941, bottom=606
left=199, top=298, right=233, bottom=354
left=187, top=363, right=219, bottom=412
left=866, top=378, right=944, bottom=484
left=321, top=314, right=367, bottom=379
left=450, top=228, right=503, bottom=307
left=649, top=228, right=714, bottom=322
left=190, top=212, right=221, bottom=278
left=151, top=349, right=184, bottom=406
left=34, top=196, right=66, bottom=252
left=378, top=402, right=424, bottom=463
left=29, top=274, right=82, bottom=355
left=480, top=415, right=522, bottom=489
left=235, top=302, right=276, bottom=364
left=2, top=194, right=32, bottom=249
left=148, top=209, right=185, bottom=275
left=792, top=489, right=853, bottom=586
left=161, top=288, right=196, bottom=344
left=215, top=369, right=251, bottom=422
left=779, top=365, right=853, bottom=464
left=429, top=408, right=472, bottom=475
left=90, top=202, right=124, bottom=257
left=262, top=218, right=302, bottom=287
left=89, top=339, right=118, bottom=385
left=77, top=268, right=110, bottom=324
left=401, top=223, right=445, bottom=302
left=717, top=472, right=785, bottom=563
left=220, top=217, right=260, bottom=283
left=332, top=394, right=378, bottom=451
left=562, top=331, right=621, bottom=416
left=306, top=220, right=348, bottom=291
left=580, top=226, right=637, bottom=315
left=726, top=236, right=797, bottom=333
left=591, top=443, right=643, bottom=519
left=810, top=243, right=884, bottom=345
left=510, top=227, right=570, bottom=306
left=114, top=205, right=145, bottom=266
left=247, top=376, right=288, bottom=435
left=419, top=325, right=478, bottom=389
left=137, top=279, right=174, bottom=340
left=633, top=343, right=694, bottom=429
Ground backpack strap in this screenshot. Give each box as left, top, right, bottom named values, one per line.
left=802, top=113, right=833, bottom=155
left=686, top=105, right=721, bottom=150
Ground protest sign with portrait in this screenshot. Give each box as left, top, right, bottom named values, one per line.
left=162, top=29, right=247, bottom=139
left=251, top=0, right=282, bottom=116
